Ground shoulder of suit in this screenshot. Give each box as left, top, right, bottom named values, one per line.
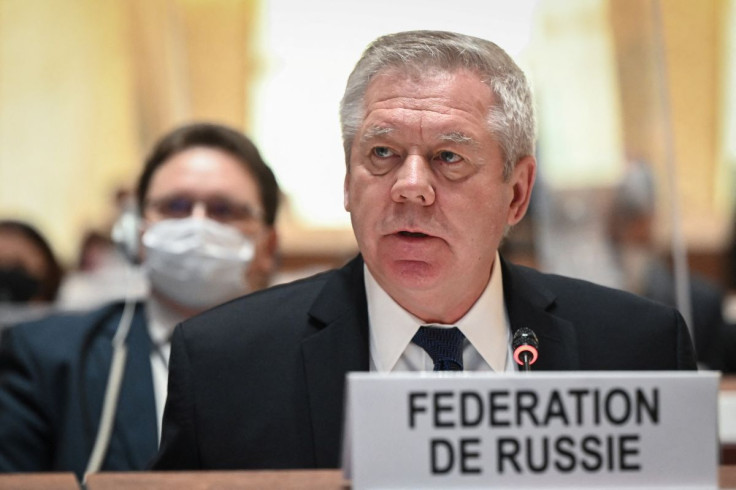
left=228, top=266, right=336, bottom=309
left=508, top=261, right=675, bottom=311
left=179, top=267, right=340, bottom=335
left=4, top=301, right=142, bottom=346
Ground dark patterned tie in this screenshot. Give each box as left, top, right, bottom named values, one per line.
left=411, top=326, right=465, bottom=371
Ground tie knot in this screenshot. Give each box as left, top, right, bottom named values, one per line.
left=412, top=326, right=465, bottom=371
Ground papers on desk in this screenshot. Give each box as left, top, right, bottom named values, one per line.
left=342, top=371, right=719, bottom=489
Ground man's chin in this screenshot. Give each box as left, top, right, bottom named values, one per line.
left=382, top=259, right=445, bottom=290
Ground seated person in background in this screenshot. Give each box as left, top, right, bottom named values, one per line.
left=0, top=220, right=63, bottom=305
left=0, top=123, right=280, bottom=478
left=0, top=220, right=64, bottom=328
left=77, top=230, right=119, bottom=272
left=608, top=160, right=735, bottom=371
left=154, top=30, right=695, bottom=471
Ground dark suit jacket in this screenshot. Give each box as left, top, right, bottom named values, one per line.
left=642, top=259, right=733, bottom=371
left=153, top=256, right=696, bottom=470
left=0, top=302, right=158, bottom=479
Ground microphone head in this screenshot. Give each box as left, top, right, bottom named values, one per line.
left=512, top=327, right=539, bottom=349
left=512, top=327, right=539, bottom=366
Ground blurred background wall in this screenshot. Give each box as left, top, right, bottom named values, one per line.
left=0, top=0, right=734, bottom=288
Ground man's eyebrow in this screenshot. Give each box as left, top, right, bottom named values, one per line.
left=361, top=126, right=394, bottom=142
left=438, top=131, right=477, bottom=146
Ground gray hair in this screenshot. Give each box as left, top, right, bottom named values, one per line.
left=339, top=30, right=536, bottom=180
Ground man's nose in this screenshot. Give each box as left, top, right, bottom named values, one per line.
left=191, top=201, right=208, bottom=219
left=390, top=155, right=436, bottom=205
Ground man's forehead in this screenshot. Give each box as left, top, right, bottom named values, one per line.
left=367, top=65, right=489, bottom=94
left=146, top=151, right=260, bottom=200
left=373, top=63, right=469, bottom=83
left=360, top=125, right=480, bottom=147
left=362, top=69, right=492, bottom=113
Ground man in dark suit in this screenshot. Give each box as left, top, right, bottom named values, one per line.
left=0, top=123, right=280, bottom=479
left=154, top=31, right=696, bottom=470
left=607, top=160, right=733, bottom=371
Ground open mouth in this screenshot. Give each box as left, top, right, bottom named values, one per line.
left=398, top=231, right=429, bottom=238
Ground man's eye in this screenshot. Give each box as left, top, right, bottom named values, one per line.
left=436, top=151, right=462, bottom=164
left=207, top=201, right=236, bottom=220
left=372, top=147, right=395, bottom=158
left=161, top=197, right=193, bottom=217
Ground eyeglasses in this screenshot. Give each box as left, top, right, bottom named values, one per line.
left=145, top=196, right=264, bottom=224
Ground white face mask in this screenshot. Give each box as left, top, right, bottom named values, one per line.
left=142, top=217, right=255, bottom=310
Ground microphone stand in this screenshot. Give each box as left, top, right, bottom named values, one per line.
left=521, top=355, right=531, bottom=372
left=519, top=352, right=532, bottom=373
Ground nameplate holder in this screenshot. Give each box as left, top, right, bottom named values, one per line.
left=342, top=371, right=719, bottom=489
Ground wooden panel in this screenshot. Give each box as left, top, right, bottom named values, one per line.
left=86, top=470, right=348, bottom=489
left=0, top=473, right=78, bottom=489
left=80, top=468, right=736, bottom=489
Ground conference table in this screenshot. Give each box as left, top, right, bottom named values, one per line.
left=4, top=469, right=736, bottom=489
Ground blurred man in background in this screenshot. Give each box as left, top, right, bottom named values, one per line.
left=608, top=160, right=734, bottom=371
left=0, top=122, right=280, bottom=479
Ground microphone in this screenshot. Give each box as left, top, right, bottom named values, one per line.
left=512, top=327, right=539, bottom=372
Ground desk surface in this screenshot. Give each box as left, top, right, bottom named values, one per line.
left=5, top=468, right=736, bottom=489
left=86, top=470, right=347, bottom=489
left=0, top=473, right=78, bottom=489
left=84, top=466, right=736, bottom=489
left=723, top=376, right=736, bottom=391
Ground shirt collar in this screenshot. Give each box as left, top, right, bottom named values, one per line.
left=145, top=295, right=186, bottom=347
left=365, top=252, right=509, bottom=372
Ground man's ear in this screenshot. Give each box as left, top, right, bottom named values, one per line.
left=343, top=172, right=351, bottom=212
left=506, top=155, right=536, bottom=226
left=111, top=206, right=144, bottom=264
left=248, top=227, right=279, bottom=291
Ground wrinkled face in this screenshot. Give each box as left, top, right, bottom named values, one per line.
left=143, top=147, right=277, bottom=291
left=344, top=69, right=535, bottom=323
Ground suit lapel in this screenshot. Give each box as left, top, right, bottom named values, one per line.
left=299, top=255, right=580, bottom=465
left=84, top=304, right=158, bottom=470
left=501, top=258, right=580, bottom=370
left=301, top=257, right=370, bottom=467
left=113, top=305, right=158, bottom=468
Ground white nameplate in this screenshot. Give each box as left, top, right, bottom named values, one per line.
left=343, top=371, right=719, bottom=489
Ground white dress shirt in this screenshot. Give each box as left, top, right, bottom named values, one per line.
left=144, top=296, right=184, bottom=442
left=365, top=252, right=515, bottom=373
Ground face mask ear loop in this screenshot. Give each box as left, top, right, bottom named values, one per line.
left=82, top=264, right=137, bottom=483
